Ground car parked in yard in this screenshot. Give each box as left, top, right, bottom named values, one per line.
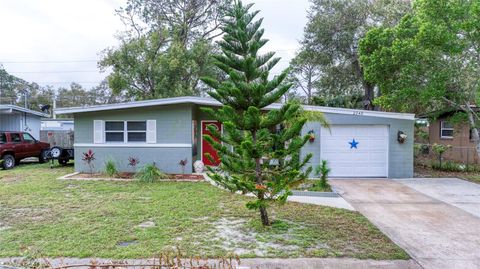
left=0, top=131, right=50, bottom=169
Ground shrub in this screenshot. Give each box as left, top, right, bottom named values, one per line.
left=431, top=143, right=452, bottom=168
left=135, top=163, right=168, bottom=183
left=82, top=149, right=95, bottom=174
left=178, top=158, right=188, bottom=174
left=128, top=156, right=140, bottom=171
left=104, top=159, right=118, bottom=177
left=313, top=160, right=331, bottom=191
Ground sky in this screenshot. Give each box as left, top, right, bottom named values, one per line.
left=0, top=0, right=310, bottom=90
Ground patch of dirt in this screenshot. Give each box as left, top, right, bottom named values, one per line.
left=212, top=217, right=302, bottom=256
left=0, top=175, right=24, bottom=183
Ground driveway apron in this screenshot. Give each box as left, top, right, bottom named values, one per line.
left=330, top=179, right=480, bottom=269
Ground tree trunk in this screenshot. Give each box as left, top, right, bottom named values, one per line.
left=352, top=54, right=375, bottom=110
left=259, top=205, right=270, bottom=226
left=362, top=82, right=375, bottom=110
left=465, top=108, right=480, bottom=160
left=253, top=130, right=271, bottom=226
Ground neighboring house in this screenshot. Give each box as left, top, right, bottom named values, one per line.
left=0, top=104, right=49, bottom=140
left=428, top=112, right=480, bottom=164
left=55, top=96, right=415, bottom=178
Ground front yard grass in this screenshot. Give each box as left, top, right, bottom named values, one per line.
left=0, top=163, right=408, bottom=260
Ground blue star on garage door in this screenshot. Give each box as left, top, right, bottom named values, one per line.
left=349, top=138, right=359, bottom=149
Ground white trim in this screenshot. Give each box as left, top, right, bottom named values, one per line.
left=0, top=104, right=49, bottom=117
left=440, top=120, right=454, bottom=139
left=54, top=96, right=415, bottom=120
left=200, top=120, right=223, bottom=166
left=74, top=143, right=192, bottom=148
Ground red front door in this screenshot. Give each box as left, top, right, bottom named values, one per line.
left=201, top=121, right=222, bottom=166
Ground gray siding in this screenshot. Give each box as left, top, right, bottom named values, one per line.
left=74, top=147, right=192, bottom=174
left=73, top=104, right=193, bottom=173
left=0, top=114, right=21, bottom=132
left=0, top=113, right=41, bottom=139
left=301, top=113, right=414, bottom=178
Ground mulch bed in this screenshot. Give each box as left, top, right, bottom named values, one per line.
left=61, top=172, right=204, bottom=182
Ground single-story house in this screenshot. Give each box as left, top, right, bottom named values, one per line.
left=55, top=96, right=415, bottom=178
left=0, top=104, right=49, bottom=140
left=426, top=110, right=480, bottom=164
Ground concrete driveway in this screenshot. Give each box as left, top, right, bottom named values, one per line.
left=330, top=178, right=480, bottom=269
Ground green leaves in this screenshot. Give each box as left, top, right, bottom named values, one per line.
left=359, top=0, right=480, bottom=115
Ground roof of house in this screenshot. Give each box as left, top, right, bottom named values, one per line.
left=54, top=96, right=415, bottom=120
left=0, top=104, right=49, bottom=117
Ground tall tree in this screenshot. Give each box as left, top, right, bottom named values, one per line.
left=117, top=0, right=230, bottom=44
left=200, top=1, right=314, bottom=226
left=288, top=49, right=321, bottom=105
left=100, top=0, right=231, bottom=100
left=297, top=0, right=411, bottom=109
left=359, top=0, right=480, bottom=157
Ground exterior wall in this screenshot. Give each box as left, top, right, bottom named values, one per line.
left=73, top=104, right=193, bottom=173
left=23, top=114, right=41, bottom=140
left=301, top=113, right=414, bottom=178
left=0, top=113, right=41, bottom=139
left=429, top=118, right=479, bottom=164
left=0, top=113, right=21, bottom=132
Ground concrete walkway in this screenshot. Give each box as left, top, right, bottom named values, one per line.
left=397, top=178, right=480, bottom=218
left=331, top=179, right=480, bottom=269
left=287, top=195, right=355, bottom=210
left=0, top=257, right=421, bottom=269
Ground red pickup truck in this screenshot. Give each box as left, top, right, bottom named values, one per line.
left=0, top=131, right=50, bottom=170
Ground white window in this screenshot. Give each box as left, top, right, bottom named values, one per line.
left=440, top=121, right=454, bottom=139
left=104, top=121, right=147, bottom=143
left=105, top=121, right=125, bottom=142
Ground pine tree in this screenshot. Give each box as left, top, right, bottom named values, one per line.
left=200, top=1, right=313, bottom=226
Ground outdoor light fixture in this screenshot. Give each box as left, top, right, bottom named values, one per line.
left=397, top=130, right=407, bottom=144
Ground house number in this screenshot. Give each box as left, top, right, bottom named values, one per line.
left=353, top=111, right=363, bottom=115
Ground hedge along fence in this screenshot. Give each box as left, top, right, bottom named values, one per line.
left=415, top=143, right=480, bottom=171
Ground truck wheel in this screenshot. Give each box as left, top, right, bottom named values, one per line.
left=58, top=159, right=68, bottom=165
left=2, top=154, right=15, bottom=170
left=39, top=150, right=48, bottom=163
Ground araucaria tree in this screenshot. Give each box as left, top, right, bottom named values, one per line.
left=201, top=1, right=313, bottom=226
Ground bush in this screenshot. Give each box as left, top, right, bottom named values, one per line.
left=313, top=160, right=331, bottom=192
left=104, top=159, right=118, bottom=177
left=135, top=163, right=168, bottom=183
left=431, top=160, right=480, bottom=173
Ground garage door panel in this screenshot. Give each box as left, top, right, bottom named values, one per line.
left=320, top=125, right=389, bottom=177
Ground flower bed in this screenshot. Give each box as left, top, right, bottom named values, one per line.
left=58, top=172, right=204, bottom=182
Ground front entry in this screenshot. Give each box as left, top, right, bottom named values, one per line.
left=201, top=121, right=222, bottom=166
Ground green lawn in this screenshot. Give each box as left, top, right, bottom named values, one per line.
left=0, top=163, right=408, bottom=260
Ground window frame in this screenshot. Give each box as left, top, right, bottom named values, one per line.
left=22, top=133, right=36, bottom=143
left=440, top=120, right=454, bottom=139
left=10, top=133, right=22, bottom=143
left=104, top=120, right=147, bottom=143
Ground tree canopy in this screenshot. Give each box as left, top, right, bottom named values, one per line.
left=291, top=0, right=411, bottom=109
left=100, top=0, right=231, bottom=100
left=359, top=0, right=480, bottom=156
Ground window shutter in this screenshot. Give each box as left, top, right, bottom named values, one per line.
left=93, top=120, right=104, bottom=143
left=146, top=120, right=156, bottom=143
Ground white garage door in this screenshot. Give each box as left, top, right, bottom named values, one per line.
left=320, top=125, right=389, bottom=177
